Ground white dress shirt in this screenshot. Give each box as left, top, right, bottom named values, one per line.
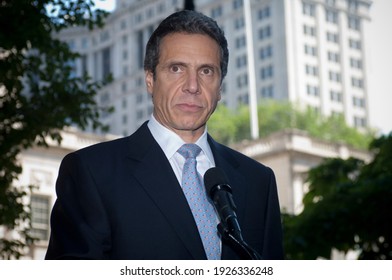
left=147, top=114, right=216, bottom=185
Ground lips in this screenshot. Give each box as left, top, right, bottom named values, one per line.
left=177, top=103, right=203, bottom=113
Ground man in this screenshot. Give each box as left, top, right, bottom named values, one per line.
left=45, top=10, right=283, bottom=260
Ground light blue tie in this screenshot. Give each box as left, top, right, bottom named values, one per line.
left=178, top=144, right=221, bottom=260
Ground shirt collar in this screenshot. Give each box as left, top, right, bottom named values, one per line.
left=147, top=114, right=215, bottom=163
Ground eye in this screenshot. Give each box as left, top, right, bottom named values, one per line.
left=201, top=67, right=214, bottom=76
left=170, top=65, right=183, bottom=73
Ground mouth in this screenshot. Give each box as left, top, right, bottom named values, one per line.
left=177, top=103, right=203, bottom=113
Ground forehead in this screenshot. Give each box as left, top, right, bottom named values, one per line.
left=158, top=33, right=221, bottom=66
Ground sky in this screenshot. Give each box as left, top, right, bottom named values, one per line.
left=366, top=0, right=392, bottom=135
left=93, top=0, right=392, bottom=135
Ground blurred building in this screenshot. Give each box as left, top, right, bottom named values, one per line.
left=58, top=0, right=372, bottom=136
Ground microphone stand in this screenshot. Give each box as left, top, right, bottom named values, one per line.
left=218, top=219, right=262, bottom=260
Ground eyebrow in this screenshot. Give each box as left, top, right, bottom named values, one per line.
left=162, top=60, right=219, bottom=71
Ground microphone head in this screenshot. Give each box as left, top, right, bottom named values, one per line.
left=204, top=167, right=231, bottom=195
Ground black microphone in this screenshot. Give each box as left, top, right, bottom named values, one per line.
left=204, top=167, right=262, bottom=260
left=203, top=167, right=242, bottom=240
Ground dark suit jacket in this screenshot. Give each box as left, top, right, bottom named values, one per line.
left=45, top=122, right=284, bottom=260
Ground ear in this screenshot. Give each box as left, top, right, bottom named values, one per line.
left=217, top=87, right=222, bottom=101
left=145, top=71, right=154, bottom=95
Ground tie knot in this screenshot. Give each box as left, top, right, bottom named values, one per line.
left=178, top=144, right=202, bottom=159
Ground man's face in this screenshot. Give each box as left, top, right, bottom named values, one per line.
left=145, top=33, right=222, bottom=142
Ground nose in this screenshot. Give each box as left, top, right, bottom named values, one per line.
left=183, top=70, right=200, bottom=94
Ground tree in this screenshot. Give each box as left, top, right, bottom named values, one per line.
left=0, top=0, right=111, bottom=259
left=208, top=101, right=374, bottom=149
left=283, top=133, right=392, bottom=259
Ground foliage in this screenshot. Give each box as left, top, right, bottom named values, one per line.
left=208, top=105, right=238, bottom=144
left=0, top=0, right=111, bottom=259
left=283, top=133, right=392, bottom=259
left=208, top=101, right=375, bottom=149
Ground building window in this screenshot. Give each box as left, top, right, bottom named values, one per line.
left=261, top=85, right=274, bottom=98
left=258, top=6, right=271, bottom=20
left=305, top=65, right=318, bottom=76
left=354, top=116, right=367, bottom=128
left=158, top=3, right=165, bottom=13
left=352, top=77, right=364, bottom=88
left=325, top=0, right=336, bottom=7
left=353, top=96, right=365, bottom=108
left=120, top=19, right=127, bottom=30
left=136, top=93, right=143, bottom=104
left=137, top=30, right=144, bottom=69
left=237, top=94, right=249, bottom=105
left=236, top=73, right=248, bottom=88
left=136, top=109, right=144, bottom=120
left=30, top=195, right=50, bottom=241
left=327, top=32, right=339, bottom=43
left=259, top=45, right=273, bottom=60
left=81, top=55, right=88, bottom=75
left=327, top=51, right=340, bottom=63
left=303, top=25, right=316, bottom=37
left=81, top=37, right=88, bottom=49
left=135, top=12, right=142, bottom=24
left=348, top=16, right=361, bottom=31
left=146, top=7, right=154, bottom=18
left=137, top=77, right=143, bottom=87
left=330, top=90, right=342, bottom=102
left=235, top=36, right=246, bottom=49
left=102, top=47, right=111, bottom=79
left=122, top=50, right=128, bottom=60
left=348, top=0, right=359, bottom=13
left=67, top=39, right=75, bottom=50
left=100, top=30, right=110, bottom=42
left=233, top=0, right=243, bottom=10
left=303, top=2, right=315, bottom=17
left=326, top=9, right=338, bottom=24
left=258, top=25, right=272, bottom=40
left=304, top=44, right=317, bottom=56
left=100, top=92, right=110, bottom=103
left=236, top=55, right=247, bottom=68
left=349, top=38, right=361, bottom=50
left=307, top=85, right=320, bottom=96
left=123, top=65, right=128, bottom=75
left=350, top=58, right=363, bottom=69
left=234, top=17, right=244, bottom=29
left=122, top=35, right=128, bottom=45
left=260, top=65, right=273, bottom=80
left=121, top=82, right=127, bottom=92
left=211, top=5, right=223, bottom=18
left=329, top=71, right=341, bottom=82
left=122, top=114, right=128, bottom=124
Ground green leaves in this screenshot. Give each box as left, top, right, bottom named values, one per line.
left=208, top=101, right=375, bottom=149
left=0, top=0, right=110, bottom=259
left=283, top=133, right=392, bottom=259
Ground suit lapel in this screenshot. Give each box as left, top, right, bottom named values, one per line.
left=208, top=136, right=248, bottom=260
left=208, top=136, right=247, bottom=220
left=124, top=123, right=207, bottom=259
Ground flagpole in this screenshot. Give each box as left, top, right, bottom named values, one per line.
left=244, top=0, right=259, bottom=140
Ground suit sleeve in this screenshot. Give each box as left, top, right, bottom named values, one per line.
left=262, top=167, right=284, bottom=259
left=45, top=152, right=111, bottom=259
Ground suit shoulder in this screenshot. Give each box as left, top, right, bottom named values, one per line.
left=62, top=122, right=151, bottom=162
left=62, top=136, right=130, bottom=164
